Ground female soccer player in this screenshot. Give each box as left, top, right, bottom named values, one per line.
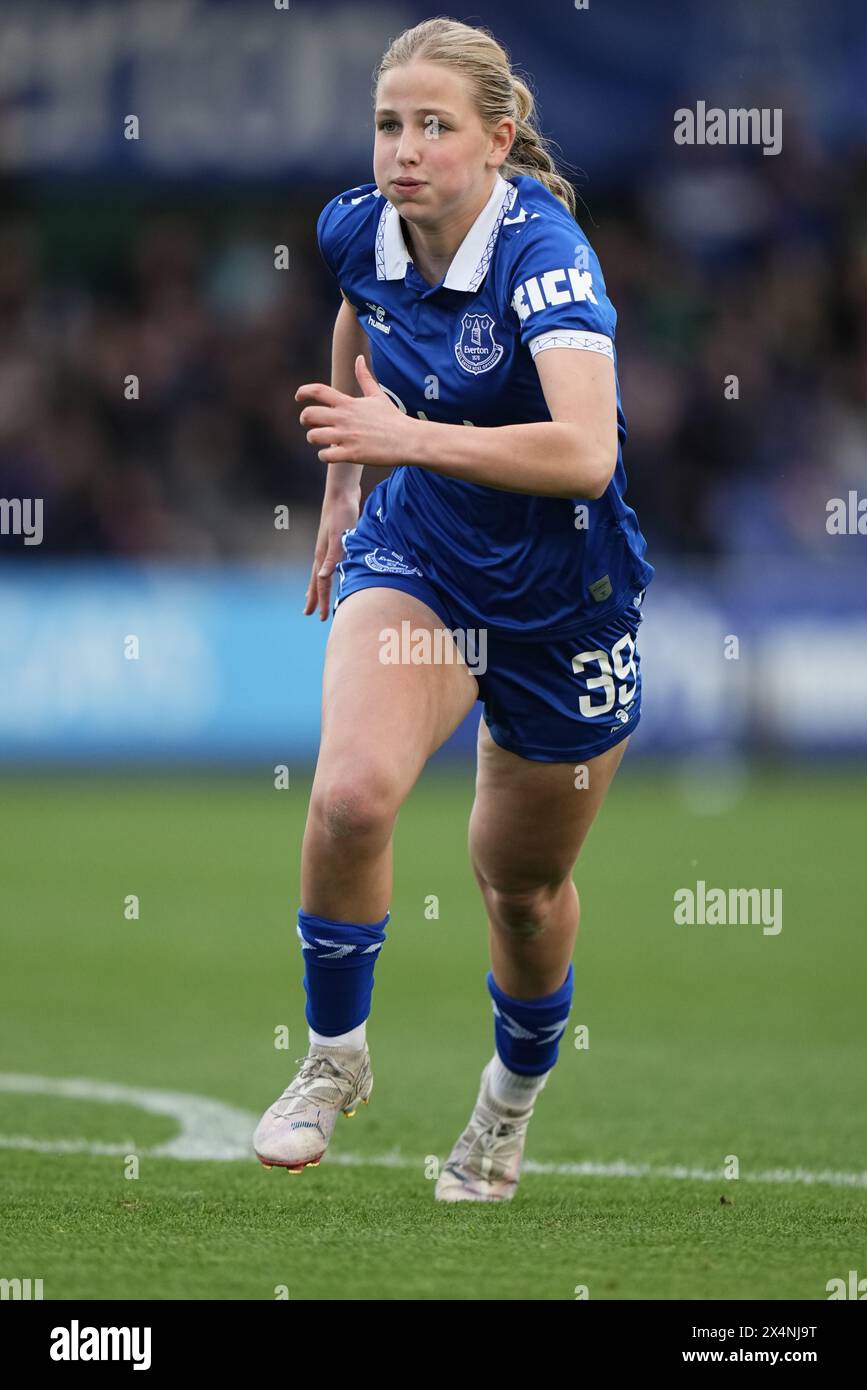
left=253, top=17, right=654, bottom=1201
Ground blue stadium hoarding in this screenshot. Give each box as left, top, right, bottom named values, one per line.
left=2, top=563, right=866, bottom=762
left=0, top=0, right=863, bottom=184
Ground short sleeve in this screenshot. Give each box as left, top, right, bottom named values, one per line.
left=315, top=183, right=380, bottom=295
left=316, top=196, right=341, bottom=282
left=508, top=219, right=617, bottom=363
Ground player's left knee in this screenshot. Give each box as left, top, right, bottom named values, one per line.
left=482, top=876, right=571, bottom=939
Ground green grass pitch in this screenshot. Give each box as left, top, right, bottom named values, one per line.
left=1, top=764, right=865, bottom=1300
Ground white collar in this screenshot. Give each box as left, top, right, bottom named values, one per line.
left=376, top=173, right=516, bottom=291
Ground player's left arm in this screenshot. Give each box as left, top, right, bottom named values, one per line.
left=297, top=348, right=617, bottom=501
left=299, top=217, right=621, bottom=499
left=401, top=345, right=618, bottom=500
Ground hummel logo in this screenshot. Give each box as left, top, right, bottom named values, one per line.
left=295, top=925, right=384, bottom=959
left=314, top=939, right=356, bottom=959
left=493, top=1003, right=536, bottom=1040
left=492, top=1003, right=570, bottom=1045
left=365, top=302, right=391, bottom=334
left=315, top=938, right=383, bottom=959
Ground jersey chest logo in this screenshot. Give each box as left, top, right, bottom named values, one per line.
left=454, top=313, right=504, bottom=375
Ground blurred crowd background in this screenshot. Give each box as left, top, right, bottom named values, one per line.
left=1, top=139, right=865, bottom=564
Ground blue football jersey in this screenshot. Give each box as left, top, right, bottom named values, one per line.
left=316, top=171, right=654, bottom=639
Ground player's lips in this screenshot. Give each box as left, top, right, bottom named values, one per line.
left=393, top=178, right=426, bottom=192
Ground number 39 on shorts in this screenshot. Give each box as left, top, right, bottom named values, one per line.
left=571, top=633, right=637, bottom=718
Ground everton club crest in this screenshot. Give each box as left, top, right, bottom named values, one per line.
left=454, top=313, right=504, bottom=375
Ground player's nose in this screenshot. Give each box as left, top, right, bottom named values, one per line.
left=395, top=134, right=423, bottom=166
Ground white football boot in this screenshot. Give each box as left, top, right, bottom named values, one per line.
left=435, top=1058, right=545, bottom=1202
left=253, top=1042, right=372, bottom=1173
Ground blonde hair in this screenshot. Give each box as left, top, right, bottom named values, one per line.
left=374, top=16, right=577, bottom=218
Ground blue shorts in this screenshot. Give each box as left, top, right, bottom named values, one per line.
left=333, top=521, right=646, bottom=764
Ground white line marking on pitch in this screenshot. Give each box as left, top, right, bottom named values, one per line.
left=1, top=1074, right=865, bottom=1188
left=0, top=1073, right=254, bottom=1161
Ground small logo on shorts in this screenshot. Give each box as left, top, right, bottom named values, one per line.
left=589, top=574, right=612, bottom=603
left=363, top=547, right=423, bottom=576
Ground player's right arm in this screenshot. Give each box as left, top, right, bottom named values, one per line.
left=304, top=293, right=368, bottom=620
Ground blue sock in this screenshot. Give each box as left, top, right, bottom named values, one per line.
left=486, top=964, right=574, bottom=1076
left=297, top=908, right=389, bottom=1036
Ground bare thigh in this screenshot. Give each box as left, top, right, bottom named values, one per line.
left=468, top=718, right=630, bottom=893
left=301, top=587, right=479, bottom=918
